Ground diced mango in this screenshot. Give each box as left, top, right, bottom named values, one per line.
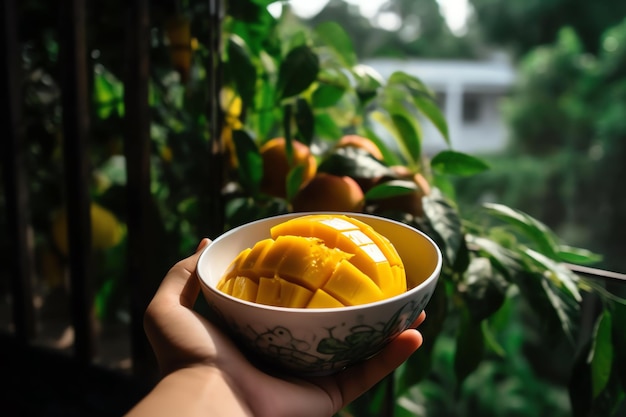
left=216, top=214, right=407, bottom=308
left=322, top=260, right=385, bottom=306
left=255, top=277, right=281, bottom=306
left=239, top=238, right=274, bottom=278
left=231, top=276, right=258, bottom=302
left=271, top=214, right=406, bottom=296
left=307, top=289, right=345, bottom=308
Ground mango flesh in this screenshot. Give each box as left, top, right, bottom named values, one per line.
left=217, top=214, right=407, bottom=308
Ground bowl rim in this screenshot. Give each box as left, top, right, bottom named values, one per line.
left=197, top=211, right=443, bottom=313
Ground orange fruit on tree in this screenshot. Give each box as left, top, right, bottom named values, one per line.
left=336, top=134, right=384, bottom=161
left=292, top=172, right=365, bottom=213
left=260, top=137, right=317, bottom=199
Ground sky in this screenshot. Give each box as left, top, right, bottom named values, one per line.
left=272, top=0, right=471, bottom=35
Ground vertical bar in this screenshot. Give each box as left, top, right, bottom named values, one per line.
left=0, top=0, right=36, bottom=342
left=58, top=0, right=95, bottom=364
left=124, top=0, right=156, bottom=379
left=206, top=0, right=224, bottom=239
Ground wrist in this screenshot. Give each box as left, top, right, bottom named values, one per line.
left=127, top=366, right=251, bottom=417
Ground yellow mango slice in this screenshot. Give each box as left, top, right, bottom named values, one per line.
left=307, top=289, right=345, bottom=308
left=271, top=214, right=406, bottom=297
left=217, top=214, right=407, bottom=308
left=254, top=276, right=313, bottom=308
left=322, top=260, right=385, bottom=306
left=231, top=276, right=258, bottom=302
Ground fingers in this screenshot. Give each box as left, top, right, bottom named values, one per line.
left=152, top=238, right=212, bottom=308
left=412, top=310, right=426, bottom=328
left=333, top=328, right=423, bottom=407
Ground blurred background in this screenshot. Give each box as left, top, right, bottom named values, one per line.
left=1, top=0, right=625, bottom=415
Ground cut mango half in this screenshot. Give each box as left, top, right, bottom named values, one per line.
left=217, top=214, right=407, bottom=308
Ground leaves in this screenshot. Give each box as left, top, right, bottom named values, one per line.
left=318, top=146, right=391, bottom=180
left=523, top=248, right=582, bottom=303
left=295, top=98, right=314, bottom=144
left=454, top=308, right=485, bottom=388
left=557, top=245, right=603, bottom=265
left=589, top=310, right=613, bottom=399
left=421, top=189, right=464, bottom=266
left=397, top=279, right=448, bottom=392
left=483, top=202, right=560, bottom=257
left=461, top=257, right=509, bottom=322
left=431, top=150, right=490, bottom=177
left=366, top=180, right=417, bottom=200
left=232, top=130, right=262, bottom=194
left=226, top=35, right=257, bottom=107
left=388, top=71, right=450, bottom=146
left=314, top=21, right=358, bottom=68
left=276, top=45, right=320, bottom=100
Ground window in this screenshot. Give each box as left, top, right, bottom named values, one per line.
left=462, top=93, right=481, bottom=123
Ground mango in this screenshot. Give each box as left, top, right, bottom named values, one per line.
left=217, top=214, right=407, bottom=308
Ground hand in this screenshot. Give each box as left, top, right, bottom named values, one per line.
left=128, top=238, right=425, bottom=417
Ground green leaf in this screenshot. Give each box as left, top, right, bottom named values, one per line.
left=467, top=235, right=524, bottom=280
left=228, top=0, right=272, bottom=24
left=277, top=45, right=319, bottom=99
left=542, top=276, right=580, bottom=344
left=388, top=71, right=432, bottom=95
left=353, top=64, right=384, bottom=104
left=295, top=98, right=314, bottom=145
left=387, top=71, right=450, bottom=145
left=557, top=245, right=603, bottom=265
left=391, top=112, right=421, bottom=165
left=313, top=113, right=342, bottom=140
left=397, top=280, right=448, bottom=392
left=318, top=146, right=391, bottom=180
left=454, top=308, right=484, bottom=387
left=589, top=310, right=613, bottom=399
left=286, top=164, right=306, bottom=202
left=483, top=203, right=560, bottom=257
left=422, top=189, right=463, bottom=266
left=311, top=83, right=345, bottom=108
left=523, top=248, right=582, bottom=303
left=93, top=67, right=124, bottom=118
left=314, top=21, right=358, bottom=67
left=365, top=180, right=417, bottom=200
left=226, top=35, right=257, bottom=107
left=249, top=0, right=280, bottom=6
left=250, top=79, right=278, bottom=140
left=233, top=130, right=263, bottom=194
left=414, top=94, right=450, bottom=145
left=613, top=302, right=626, bottom=391
left=431, top=150, right=489, bottom=176
left=461, top=257, right=508, bottom=321
left=361, top=126, right=402, bottom=166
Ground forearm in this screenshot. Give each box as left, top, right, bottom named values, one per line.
left=125, top=367, right=252, bottom=417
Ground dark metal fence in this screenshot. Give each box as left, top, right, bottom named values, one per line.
left=1, top=0, right=223, bottom=414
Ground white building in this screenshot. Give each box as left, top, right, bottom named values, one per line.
left=364, top=56, right=517, bottom=155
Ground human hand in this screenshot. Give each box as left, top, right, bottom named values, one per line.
left=132, top=238, right=425, bottom=417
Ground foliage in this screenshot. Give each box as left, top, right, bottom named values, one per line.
left=467, top=0, right=626, bottom=56
left=306, top=0, right=479, bottom=59
left=9, top=0, right=626, bottom=416
left=457, top=23, right=626, bottom=276
left=212, top=2, right=625, bottom=416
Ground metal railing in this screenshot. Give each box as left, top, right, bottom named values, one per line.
left=0, top=0, right=223, bottom=413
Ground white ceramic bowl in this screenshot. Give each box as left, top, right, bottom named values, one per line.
left=197, top=212, right=442, bottom=376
